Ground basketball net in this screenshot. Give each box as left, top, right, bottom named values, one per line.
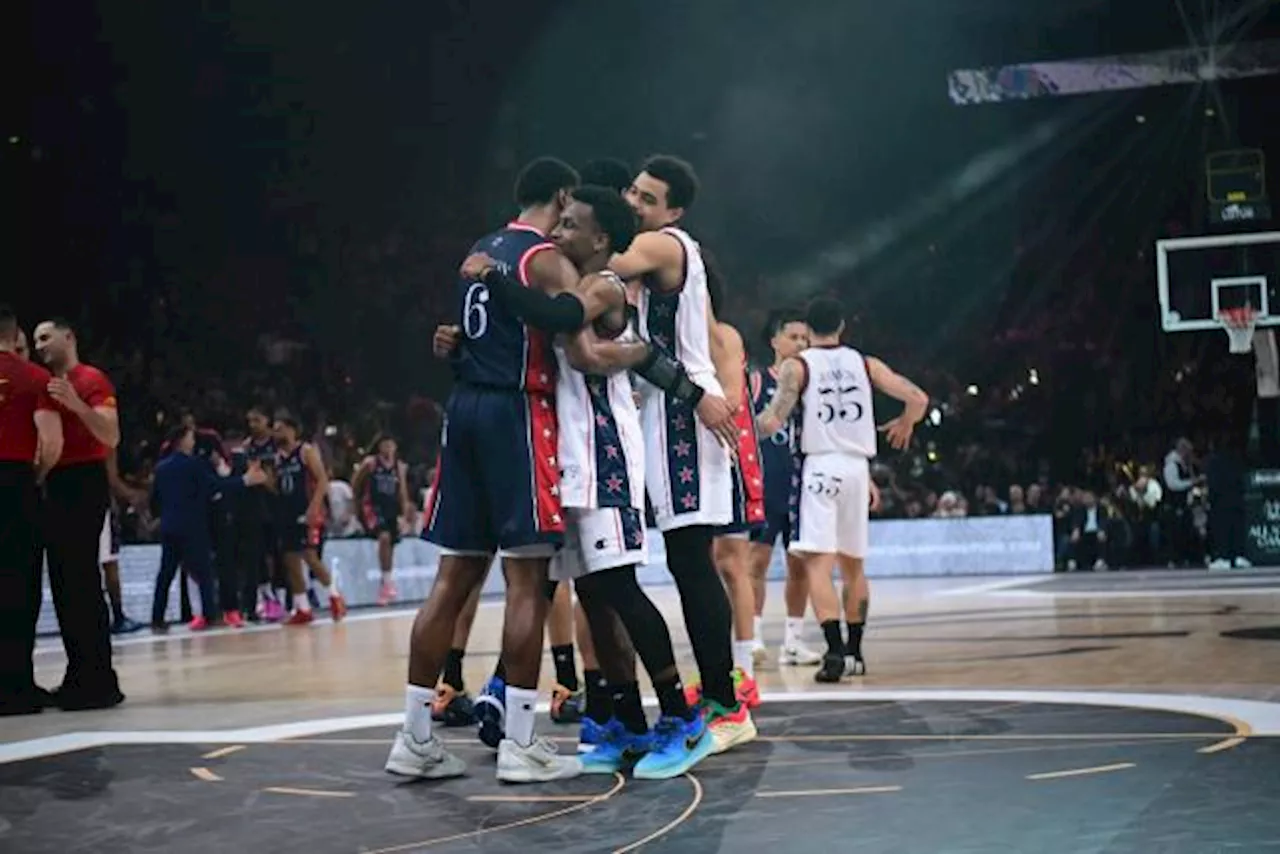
left=1220, top=306, right=1258, bottom=355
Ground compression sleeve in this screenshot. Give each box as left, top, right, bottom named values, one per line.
left=634, top=345, right=705, bottom=406
left=482, top=267, right=585, bottom=334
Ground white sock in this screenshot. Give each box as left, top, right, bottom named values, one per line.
left=404, top=684, right=434, bottom=742
left=294, top=594, right=312, bottom=613
left=732, top=640, right=755, bottom=678
left=785, top=617, right=805, bottom=648
left=506, top=686, right=538, bottom=747
left=752, top=616, right=763, bottom=645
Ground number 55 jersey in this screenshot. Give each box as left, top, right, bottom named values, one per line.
left=788, top=344, right=877, bottom=559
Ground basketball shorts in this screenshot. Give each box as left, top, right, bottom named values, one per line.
left=550, top=506, right=647, bottom=582
left=716, top=460, right=765, bottom=540
left=98, top=508, right=121, bottom=564
left=278, top=516, right=326, bottom=553
left=749, top=503, right=793, bottom=548
left=426, top=385, right=563, bottom=558
left=788, top=453, right=870, bottom=559
left=364, top=501, right=401, bottom=544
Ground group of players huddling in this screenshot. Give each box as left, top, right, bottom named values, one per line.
left=386, top=155, right=928, bottom=784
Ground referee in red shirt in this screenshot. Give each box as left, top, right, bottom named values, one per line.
left=0, top=307, right=64, bottom=716
left=32, top=318, right=125, bottom=710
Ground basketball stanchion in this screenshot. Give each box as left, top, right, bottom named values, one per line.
left=1220, top=306, right=1258, bottom=354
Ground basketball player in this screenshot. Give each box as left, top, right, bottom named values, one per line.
left=540, top=185, right=714, bottom=777
left=609, top=155, right=755, bottom=753
left=14, top=328, right=30, bottom=361
left=269, top=412, right=346, bottom=626
left=386, top=157, right=586, bottom=784
left=704, top=264, right=765, bottom=707
left=234, top=405, right=284, bottom=622
left=102, top=449, right=145, bottom=634
left=756, top=298, right=928, bottom=682
left=352, top=435, right=414, bottom=606
left=749, top=309, right=821, bottom=666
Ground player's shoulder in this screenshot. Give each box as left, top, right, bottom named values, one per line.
left=16, top=359, right=52, bottom=386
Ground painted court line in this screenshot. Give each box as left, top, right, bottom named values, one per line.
left=1198, top=736, right=1247, bottom=754
left=613, top=773, right=702, bottom=854
left=201, top=745, right=246, bottom=760
left=467, top=794, right=600, bottom=803
left=1026, top=762, right=1136, bottom=781
left=2, top=690, right=1278, bottom=765
left=261, top=786, right=355, bottom=799
left=189, top=767, right=222, bottom=782
left=755, top=785, right=902, bottom=798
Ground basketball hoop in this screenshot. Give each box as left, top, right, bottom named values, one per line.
left=1219, top=306, right=1258, bottom=354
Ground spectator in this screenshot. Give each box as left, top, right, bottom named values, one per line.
left=1068, top=490, right=1109, bottom=571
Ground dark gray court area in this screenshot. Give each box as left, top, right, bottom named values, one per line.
left=2, top=699, right=1275, bottom=853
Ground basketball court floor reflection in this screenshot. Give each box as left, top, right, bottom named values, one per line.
left=3, top=571, right=1280, bottom=852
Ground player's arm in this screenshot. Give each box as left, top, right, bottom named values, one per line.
left=350, top=457, right=373, bottom=500
left=397, top=461, right=414, bottom=518
left=866, top=356, right=929, bottom=450
left=33, top=388, right=64, bottom=478
left=302, top=443, right=330, bottom=521
left=461, top=250, right=587, bottom=334
left=711, top=322, right=745, bottom=411
left=756, top=357, right=807, bottom=436
left=562, top=324, right=650, bottom=376
left=48, top=372, right=120, bottom=449
left=606, top=230, right=681, bottom=282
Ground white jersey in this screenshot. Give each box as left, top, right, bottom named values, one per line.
left=633, top=227, right=732, bottom=531
left=553, top=278, right=645, bottom=512
left=797, top=345, right=877, bottom=459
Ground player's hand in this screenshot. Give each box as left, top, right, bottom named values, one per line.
left=243, top=460, right=267, bottom=487
left=695, top=394, right=739, bottom=454
left=433, top=324, right=461, bottom=358
left=306, top=505, right=325, bottom=528
left=460, top=252, right=498, bottom=281
left=877, top=415, right=915, bottom=450
left=869, top=479, right=883, bottom=513
left=47, top=378, right=88, bottom=414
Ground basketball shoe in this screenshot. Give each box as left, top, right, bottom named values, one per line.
left=633, top=714, right=715, bottom=780
left=550, top=684, right=584, bottom=724
left=384, top=731, right=466, bottom=780
left=431, top=684, right=477, bottom=727
left=496, top=737, right=583, bottom=783
left=683, top=669, right=760, bottom=710
left=703, top=698, right=757, bottom=754
left=580, top=722, right=652, bottom=774
left=578, top=716, right=612, bottom=753
left=475, top=676, right=506, bottom=748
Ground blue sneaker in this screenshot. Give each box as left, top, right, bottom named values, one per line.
left=581, top=723, right=652, bottom=774
left=633, top=713, right=714, bottom=780
left=578, top=716, right=612, bottom=753
left=474, top=676, right=506, bottom=749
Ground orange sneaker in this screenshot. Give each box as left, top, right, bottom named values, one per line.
left=732, top=669, right=761, bottom=710
left=284, top=609, right=314, bottom=626
left=703, top=698, right=757, bottom=755
left=223, top=610, right=246, bottom=628
left=329, top=594, right=347, bottom=622
left=188, top=616, right=209, bottom=631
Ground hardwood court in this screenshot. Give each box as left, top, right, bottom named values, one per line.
left=3, top=570, right=1280, bottom=853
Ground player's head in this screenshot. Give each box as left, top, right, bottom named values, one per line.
left=579, top=158, right=633, bottom=195
left=179, top=409, right=199, bottom=430
left=33, top=318, right=77, bottom=369
left=246, top=404, right=271, bottom=436
left=273, top=410, right=302, bottom=445
left=805, top=297, right=845, bottom=340
left=167, top=424, right=196, bottom=455
left=551, top=185, right=638, bottom=270
left=0, top=304, right=18, bottom=350
left=514, top=157, right=580, bottom=214
left=15, top=329, right=29, bottom=361
left=626, top=155, right=698, bottom=231
left=764, top=307, right=810, bottom=360
left=375, top=434, right=397, bottom=458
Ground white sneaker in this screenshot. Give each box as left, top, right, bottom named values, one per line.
left=1209, top=558, right=1232, bottom=571
left=778, top=643, right=822, bottom=666
left=384, top=731, right=466, bottom=779
left=496, top=737, right=583, bottom=783
left=1234, top=557, right=1253, bottom=569
left=751, top=643, right=769, bottom=666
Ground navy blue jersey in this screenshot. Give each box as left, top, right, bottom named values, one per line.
left=234, top=435, right=277, bottom=519
left=274, top=443, right=314, bottom=523
left=451, top=222, right=558, bottom=393
left=368, top=459, right=401, bottom=515
left=751, top=365, right=801, bottom=519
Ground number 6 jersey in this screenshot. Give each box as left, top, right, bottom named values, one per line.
left=796, top=345, right=877, bottom=459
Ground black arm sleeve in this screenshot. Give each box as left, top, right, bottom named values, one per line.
left=634, top=346, right=705, bottom=406
left=482, top=267, right=585, bottom=334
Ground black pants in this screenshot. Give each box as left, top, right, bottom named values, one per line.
left=0, top=463, right=44, bottom=697
left=233, top=510, right=274, bottom=612
left=1209, top=501, right=1248, bottom=561
left=44, top=462, right=118, bottom=694
left=154, top=532, right=217, bottom=624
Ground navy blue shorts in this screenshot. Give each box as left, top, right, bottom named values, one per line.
left=425, top=385, right=564, bottom=556
left=278, top=518, right=325, bottom=553
left=749, top=505, right=792, bottom=548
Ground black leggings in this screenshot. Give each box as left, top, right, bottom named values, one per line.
left=576, top=565, right=678, bottom=684
left=660, top=525, right=735, bottom=706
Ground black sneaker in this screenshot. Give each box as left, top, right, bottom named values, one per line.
left=111, top=616, right=146, bottom=635
left=54, top=683, right=126, bottom=712
left=815, top=654, right=845, bottom=683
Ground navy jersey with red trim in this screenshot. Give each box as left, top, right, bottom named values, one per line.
left=274, top=443, right=314, bottom=523
left=751, top=365, right=800, bottom=517
left=451, top=222, right=557, bottom=393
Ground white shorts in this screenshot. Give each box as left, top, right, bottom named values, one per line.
left=98, top=509, right=120, bottom=564
left=640, top=394, right=733, bottom=532
left=550, top=507, right=647, bottom=582
left=788, top=453, right=870, bottom=559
